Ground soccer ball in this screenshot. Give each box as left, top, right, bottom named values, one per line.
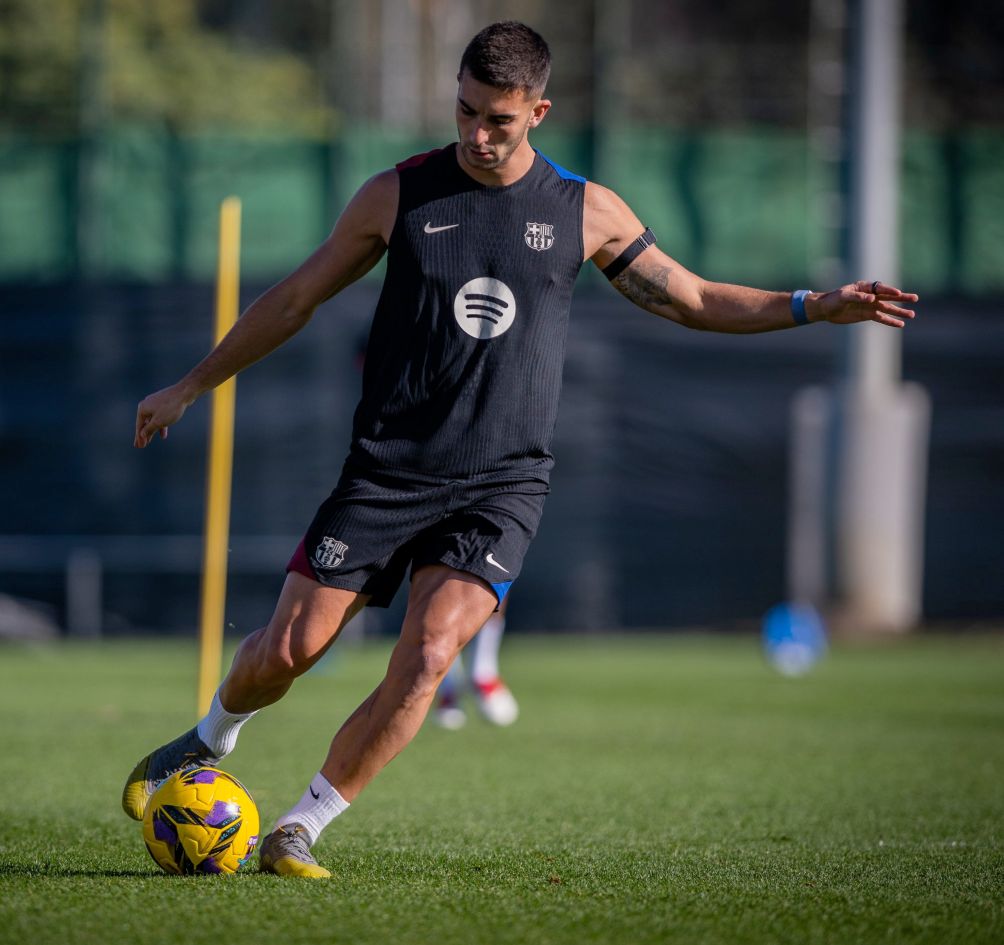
left=142, top=767, right=260, bottom=875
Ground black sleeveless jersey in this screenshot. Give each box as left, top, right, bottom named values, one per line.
left=348, top=144, right=586, bottom=482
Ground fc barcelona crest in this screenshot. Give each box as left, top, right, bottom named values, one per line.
left=314, top=536, right=348, bottom=569
left=524, top=222, right=554, bottom=251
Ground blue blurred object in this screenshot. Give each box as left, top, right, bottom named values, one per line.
left=762, top=602, right=828, bottom=676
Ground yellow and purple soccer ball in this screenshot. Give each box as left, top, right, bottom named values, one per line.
left=142, top=767, right=260, bottom=875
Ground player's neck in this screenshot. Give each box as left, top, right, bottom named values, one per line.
left=453, top=141, right=537, bottom=188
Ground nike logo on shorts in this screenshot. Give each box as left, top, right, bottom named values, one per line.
left=424, top=222, right=460, bottom=233
left=485, top=553, right=510, bottom=573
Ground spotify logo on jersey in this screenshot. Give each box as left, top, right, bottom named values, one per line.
left=453, top=277, right=516, bottom=339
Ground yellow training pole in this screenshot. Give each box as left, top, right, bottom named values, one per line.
left=197, top=196, right=241, bottom=717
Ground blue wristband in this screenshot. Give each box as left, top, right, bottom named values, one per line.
left=791, top=289, right=811, bottom=326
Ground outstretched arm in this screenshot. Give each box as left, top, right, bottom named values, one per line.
left=583, top=182, right=917, bottom=333
left=134, top=170, right=399, bottom=447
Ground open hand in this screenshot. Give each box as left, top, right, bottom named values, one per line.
left=813, top=281, right=918, bottom=328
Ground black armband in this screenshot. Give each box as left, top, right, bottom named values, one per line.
left=602, top=227, right=657, bottom=281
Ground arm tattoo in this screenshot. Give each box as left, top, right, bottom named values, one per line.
left=611, top=261, right=674, bottom=312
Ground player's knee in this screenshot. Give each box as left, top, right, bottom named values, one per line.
left=394, top=633, right=459, bottom=700
left=245, top=626, right=312, bottom=685
left=415, top=635, right=457, bottom=683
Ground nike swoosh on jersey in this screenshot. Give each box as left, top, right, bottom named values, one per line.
left=485, top=553, right=510, bottom=573
left=424, top=222, right=460, bottom=233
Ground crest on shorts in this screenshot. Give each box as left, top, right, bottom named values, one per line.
left=524, top=222, right=554, bottom=251
left=314, top=536, right=348, bottom=569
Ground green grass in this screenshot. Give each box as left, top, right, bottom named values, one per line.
left=0, top=634, right=1002, bottom=945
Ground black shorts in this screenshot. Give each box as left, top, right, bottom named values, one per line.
left=287, top=464, right=548, bottom=607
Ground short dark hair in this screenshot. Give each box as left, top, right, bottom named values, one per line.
left=459, top=22, right=551, bottom=97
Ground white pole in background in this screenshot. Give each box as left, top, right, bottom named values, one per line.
left=845, top=0, right=904, bottom=392
left=836, top=0, right=930, bottom=632
left=789, top=0, right=930, bottom=634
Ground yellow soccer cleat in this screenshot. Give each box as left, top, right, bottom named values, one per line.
left=259, top=824, right=331, bottom=878
left=121, top=727, right=219, bottom=821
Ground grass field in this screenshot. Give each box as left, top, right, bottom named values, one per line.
left=0, top=633, right=1001, bottom=945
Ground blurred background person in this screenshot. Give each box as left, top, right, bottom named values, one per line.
left=435, top=597, right=518, bottom=729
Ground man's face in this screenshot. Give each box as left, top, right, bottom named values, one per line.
left=455, top=70, right=550, bottom=173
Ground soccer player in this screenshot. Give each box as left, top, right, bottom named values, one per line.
left=123, top=21, right=918, bottom=878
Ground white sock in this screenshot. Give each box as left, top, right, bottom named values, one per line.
left=471, top=613, right=505, bottom=683
left=196, top=690, right=257, bottom=759
left=274, top=773, right=350, bottom=845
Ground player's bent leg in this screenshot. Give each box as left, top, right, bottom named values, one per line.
left=256, top=567, right=496, bottom=878
left=220, top=571, right=368, bottom=713
left=122, top=572, right=366, bottom=821
left=320, top=565, right=498, bottom=800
